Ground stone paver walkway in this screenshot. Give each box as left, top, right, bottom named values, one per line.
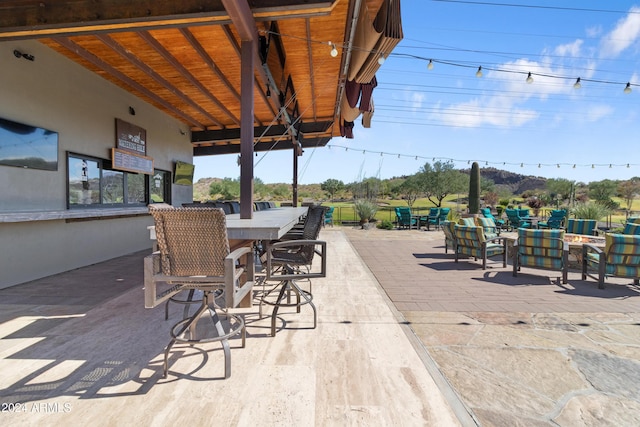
left=344, top=225, right=640, bottom=426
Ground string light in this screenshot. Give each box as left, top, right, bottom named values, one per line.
left=324, top=144, right=639, bottom=171
left=526, top=72, right=533, bottom=84
left=329, top=42, right=338, bottom=57
left=573, top=77, right=581, bottom=89
left=378, top=55, right=385, bottom=65
left=624, top=82, right=632, bottom=94
left=427, top=59, right=434, bottom=70
left=475, top=66, right=483, bottom=78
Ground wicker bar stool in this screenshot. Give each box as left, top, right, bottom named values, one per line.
left=145, top=207, right=255, bottom=378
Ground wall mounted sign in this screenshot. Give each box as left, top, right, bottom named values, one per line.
left=115, top=118, right=146, bottom=155
left=111, top=148, right=154, bottom=175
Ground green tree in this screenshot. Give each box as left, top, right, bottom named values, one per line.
left=546, top=178, right=575, bottom=203
left=589, top=179, right=617, bottom=203
left=618, top=178, right=640, bottom=211
left=419, top=161, right=467, bottom=207
left=320, top=178, right=344, bottom=201
left=395, top=175, right=422, bottom=208
left=209, top=177, right=240, bottom=200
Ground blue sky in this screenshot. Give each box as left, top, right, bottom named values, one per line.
left=194, top=1, right=640, bottom=185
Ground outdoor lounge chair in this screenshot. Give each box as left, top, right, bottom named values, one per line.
left=566, top=218, right=597, bottom=236
left=454, top=224, right=507, bottom=269
left=441, top=220, right=457, bottom=253
left=437, top=208, right=451, bottom=228
left=582, top=233, right=640, bottom=289
left=261, top=205, right=327, bottom=336
left=513, top=228, right=568, bottom=284
left=395, top=207, right=417, bottom=229
left=505, top=208, right=530, bottom=230
left=537, top=209, right=567, bottom=230
left=475, top=216, right=500, bottom=238
left=480, top=207, right=505, bottom=229
left=145, top=207, right=254, bottom=378
left=421, top=207, right=440, bottom=230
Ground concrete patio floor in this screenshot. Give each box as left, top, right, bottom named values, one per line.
left=1, top=225, right=639, bottom=426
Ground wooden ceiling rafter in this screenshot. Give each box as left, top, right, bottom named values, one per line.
left=95, top=33, right=225, bottom=129
left=138, top=30, right=240, bottom=128
left=51, top=36, right=207, bottom=129
left=0, top=1, right=336, bottom=40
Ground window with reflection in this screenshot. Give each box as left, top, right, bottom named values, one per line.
left=67, top=153, right=171, bottom=208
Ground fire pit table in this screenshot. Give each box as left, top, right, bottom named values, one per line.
left=564, top=233, right=605, bottom=270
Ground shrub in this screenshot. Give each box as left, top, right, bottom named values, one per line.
left=377, top=219, right=394, bottom=230
left=353, top=199, right=378, bottom=222
left=572, top=202, right=612, bottom=220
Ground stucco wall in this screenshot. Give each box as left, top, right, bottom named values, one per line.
left=0, top=39, right=194, bottom=288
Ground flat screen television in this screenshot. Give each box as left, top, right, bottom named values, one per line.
left=174, top=161, right=195, bottom=185
left=0, top=117, right=58, bottom=171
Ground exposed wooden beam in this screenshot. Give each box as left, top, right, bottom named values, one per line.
left=0, top=1, right=336, bottom=40
left=52, top=36, right=206, bottom=129
left=193, top=136, right=331, bottom=155
left=191, top=121, right=333, bottom=143
left=139, top=30, right=240, bottom=127
left=96, top=33, right=225, bottom=129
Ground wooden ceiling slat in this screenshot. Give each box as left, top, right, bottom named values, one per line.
left=51, top=36, right=206, bottom=129
left=96, top=33, right=225, bottom=128
left=139, top=30, right=240, bottom=127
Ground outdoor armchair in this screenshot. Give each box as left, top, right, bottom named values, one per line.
left=623, top=218, right=640, bottom=235
left=145, top=207, right=253, bottom=378
left=395, top=206, right=417, bottom=229
left=441, top=220, right=457, bottom=253
left=480, top=207, right=505, bottom=228
left=324, top=206, right=334, bottom=227
left=421, top=207, right=440, bottom=230
left=454, top=224, right=507, bottom=270
left=582, top=233, right=640, bottom=289
left=505, top=208, right=531, bottom=230
left=513, top=228, right=568, bottom=284
left=537, top=209, right=567, bottom=230
left=475, top=216, right=500, bottom=238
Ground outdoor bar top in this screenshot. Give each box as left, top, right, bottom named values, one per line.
left=147, top=206, right=309, bottom=242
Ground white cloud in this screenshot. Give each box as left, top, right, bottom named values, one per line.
left=586, top=104, right=613, bottom=122
left=554, top=39, right=584, bottom=57
left=600, top=6, right=640, bottom=58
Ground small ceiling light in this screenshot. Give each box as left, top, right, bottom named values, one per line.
left=475, top=66, right=483, bottom=78
left=427, top=59, right=434, bottom=70
left=573, top=77, right=581, bottom=89
left=526, top=72, right=534, bottom=84
left=624, top=82, right=632, bottom=94
left=329, top=42, right=338, bottom=57
left=266, top=87, right=271, bottom=98
left=378, top=55, right=386, bottom=65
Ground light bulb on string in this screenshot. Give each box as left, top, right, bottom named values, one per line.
left=427, top=59, right=434, bottom=70
left=526, top=72, right=533, bottom=84
left=378, top=55, right=385, bottom=65
left=624, top=82, right=632, bottom=94
left=475, top=66, right=483, bottom=78
left=573, top=77, right=581, bottom=89
left=329, top=42, right=338, bottom=57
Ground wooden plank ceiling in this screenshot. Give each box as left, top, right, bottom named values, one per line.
left=0, top=0, right=385, bottom=156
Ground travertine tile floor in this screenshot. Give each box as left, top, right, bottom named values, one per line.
left=0, top=229, right=462, bottom=426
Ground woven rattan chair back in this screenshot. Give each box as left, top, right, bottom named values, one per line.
left=151, top=207, right=230, bottom=277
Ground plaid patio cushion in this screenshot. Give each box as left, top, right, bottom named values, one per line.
left=517, top=228, right=565, bottom=270
left=475, top=216, right=498, bottom=239
left=623, top=222, right=640, bottom=235
left=566, top=219, right=597, bottom=235
left=458, top=217, right=476, bottom=227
